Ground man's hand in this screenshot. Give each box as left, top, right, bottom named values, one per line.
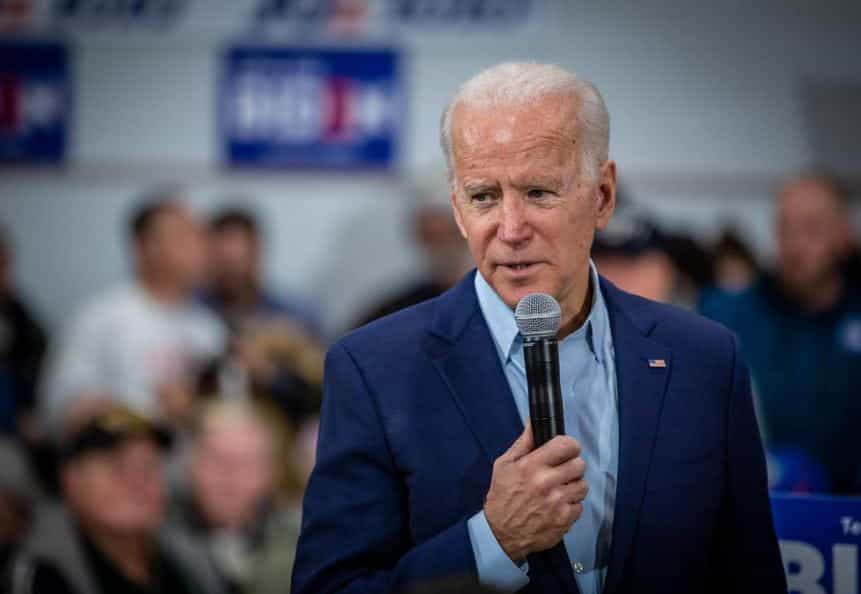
left=484, top=423, right=588, bottom=562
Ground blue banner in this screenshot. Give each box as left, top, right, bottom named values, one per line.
left=772, top=493, right=861, bottom=594
left=0, top=42, right=69, bottom=164
left=220, top=47, right=402, bottom=170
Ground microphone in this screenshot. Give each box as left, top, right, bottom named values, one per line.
left=515, top=293, right=564, bottom=447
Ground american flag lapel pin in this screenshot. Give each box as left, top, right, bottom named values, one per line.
left=648, top=359, right=667, bottom=368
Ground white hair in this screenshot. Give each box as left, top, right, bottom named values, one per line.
left=440, top=62, right=610, bottom=184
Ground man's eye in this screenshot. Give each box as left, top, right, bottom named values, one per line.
left=471, top=193, right=493, bottom=204
left=527, top=189, right=548, bottom=199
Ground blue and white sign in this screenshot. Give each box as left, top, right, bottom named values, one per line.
left=0, top=42, right=69, bottom=164
left=220, top=47, right=402, bottom=170
left=772, top=494, right=861, bottom=593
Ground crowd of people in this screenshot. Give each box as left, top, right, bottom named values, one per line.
left=0, top=168, right=858, bottom=592
left=0, top=193, right=325, bottom=593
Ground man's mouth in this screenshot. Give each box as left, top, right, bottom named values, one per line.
left=500, top=262, right=540, bottom=272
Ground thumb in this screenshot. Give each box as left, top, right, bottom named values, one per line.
left=505, top=421, right=534, bottom=461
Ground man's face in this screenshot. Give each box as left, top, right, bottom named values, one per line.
left=449, top=95, right=615, bottom=319
left=776, top=180, right=846, bottom=292
left=63, top=439, right=165, bottom=537
left=190, top=420, right=274, bottom=531
left=209, top=226, right=258, bottom=295
left=139, top=206, right=207, bottom=290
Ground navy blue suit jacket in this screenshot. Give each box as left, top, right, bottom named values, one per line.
left=292, top=273, right=787, bottom=594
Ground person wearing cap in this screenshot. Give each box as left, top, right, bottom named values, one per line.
left=292, top=62, right=784, bottom=594
left=18, top=405, right=206, bottom=594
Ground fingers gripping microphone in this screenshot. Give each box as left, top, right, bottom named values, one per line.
left=515, top=293, right=564, bottom=447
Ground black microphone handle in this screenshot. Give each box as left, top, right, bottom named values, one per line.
left=524, top=338, right=565, bottom=447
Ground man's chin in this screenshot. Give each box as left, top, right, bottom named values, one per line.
left=493, top=280, right=555, bottom=310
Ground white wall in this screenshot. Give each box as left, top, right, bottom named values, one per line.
left=1, top=0, right=860, bottom=333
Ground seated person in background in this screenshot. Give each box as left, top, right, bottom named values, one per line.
left=39, top=192, right=225, bottom=434
left=1, top=437, right=42, bottom=592
left=202, top=209, right=324, bottom=427
left=355, top=180, right=473, bottom=327
left=0, top=226, right=47, bottom=438
left=162, top=400, right=302, bottom=594
left=701, top=172, right=861, bottom=494
left=204, top=208, right=324, bottom=340
left=709, top=229, right=759, bottom=295
left=21, top=405, right=206, bottom=594
left=592, top=217, right=678, bottom=304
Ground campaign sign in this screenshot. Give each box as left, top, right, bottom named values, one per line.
left=771, top=493, right=861, bottom=593
left=0, top=42, right=69, bottom=164
left=221, top=47, right=402, bottom=170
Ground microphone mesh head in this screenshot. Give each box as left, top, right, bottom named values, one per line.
left=514, top=293, right=562, bottom=339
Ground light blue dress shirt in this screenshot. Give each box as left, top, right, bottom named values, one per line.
left=467, top=264, right=619, bottom=594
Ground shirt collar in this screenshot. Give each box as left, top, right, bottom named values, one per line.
left=475, top=261, right=609, bottom=363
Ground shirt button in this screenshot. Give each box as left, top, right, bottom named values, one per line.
left=573, top=561, right=584, bottom=574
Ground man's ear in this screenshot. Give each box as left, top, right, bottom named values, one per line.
left=595, top=160, right=617, bottom=231
left=450, top=192, right=469, bottom=240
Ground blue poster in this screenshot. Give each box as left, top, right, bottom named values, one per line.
left=220, top=47, right=402, bottom=170
left=0, top=42, right=69, bottom=164
left=771, top=494, right=861, bottom=593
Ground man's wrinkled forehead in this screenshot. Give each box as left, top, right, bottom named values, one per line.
left=450, top=99, right=579, bottom=166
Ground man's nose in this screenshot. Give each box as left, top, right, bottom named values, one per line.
left=498, top=196, right=531, bottom=245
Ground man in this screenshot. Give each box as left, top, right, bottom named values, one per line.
left=40, top=194, right=225, bottom=432
left=0, top=226, right=47, bottom=436
left=162, top=400, right=301, bottom=594
left=702, top=173, right=861, bottom=493
left=293, top=62, right=786, bottom=593
left=20, top=405, right=204, bottom=594
left=204, top=209, right=323, bottom=340
left=202, top=208, right=324, bottom=426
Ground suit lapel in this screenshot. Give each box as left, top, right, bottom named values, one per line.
left=428, top=272, right=581, bottom=594
left=600, top=280, right=672, bottom=594
left=428, top=273, right=523, bottom=464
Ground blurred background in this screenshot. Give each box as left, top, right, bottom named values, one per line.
left=0, top=0, right=859, bottom=592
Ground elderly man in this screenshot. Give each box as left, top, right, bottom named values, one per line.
left=20, top=406, right=203, bottom=594
left=162, top=400, right=301, bottom=594
left=293, top=63, right=786, bottom=594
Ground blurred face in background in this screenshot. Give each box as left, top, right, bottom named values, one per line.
left=594, top=250, right=677, bottom=303
left=62, top=439, right=165, bottom=538
left=414, top=205, right=471, bottom=286
left=209, top=225, right=259, bottom=297
left=450, top=95, right=615, bottom=322
left=776, top=179, right=846, bottom=295
left=137, top=205, right=207, bottom=292
left=190, top=415, right=274, bottom=531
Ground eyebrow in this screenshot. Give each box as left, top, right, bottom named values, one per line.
left=512, top=175, right=563, bottom=192
left=462, top=180, right=499, bottom=194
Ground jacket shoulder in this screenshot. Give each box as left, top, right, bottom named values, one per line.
left=337, top=297, right=440, bottom=361
left=605, top=283, right=737, bottom=358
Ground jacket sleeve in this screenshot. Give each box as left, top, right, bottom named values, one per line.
left=290, top=342, right=477, bottom=594
left=718, top=334, right=787, bottom=593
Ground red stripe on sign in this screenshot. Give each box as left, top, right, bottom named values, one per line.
left=0, top=75, right=21, bottom=134
left=326, top=77, right=348, bottom=139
